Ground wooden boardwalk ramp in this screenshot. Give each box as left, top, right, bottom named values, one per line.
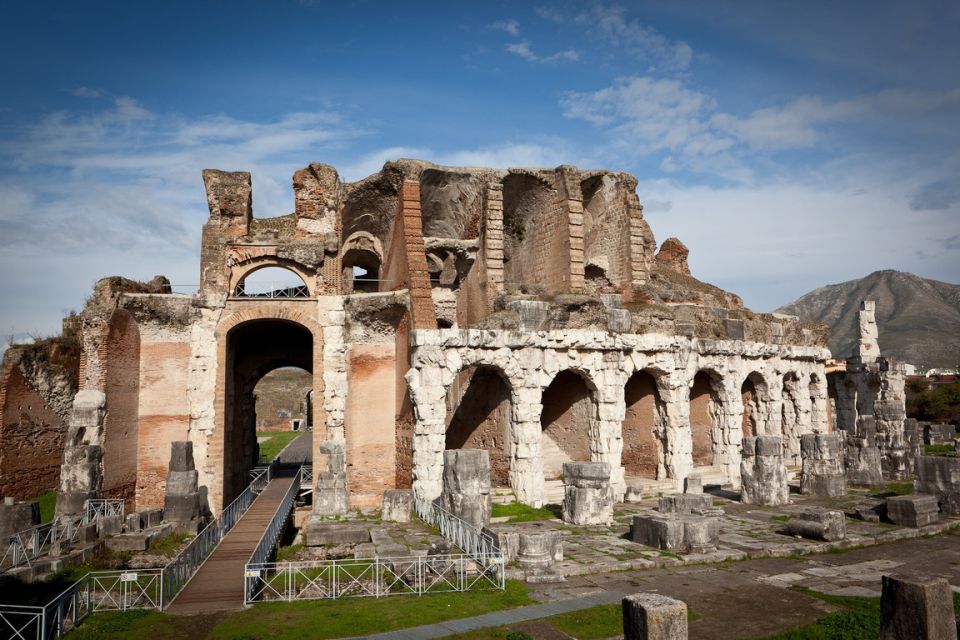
left=166, top=474, right=296, bottom=615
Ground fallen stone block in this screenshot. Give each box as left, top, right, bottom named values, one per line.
left=622, top=592, right=688, bottom=640
left=916, top=455, right=960, bottom=515
left=658, top=494, right=712, bottom=514
left=631, top=513, right=719, bottom=554
left=303, top=518, right=370, bottom=546
left=106, top=533, right=150, bottom=552
left=741, top=436, right=789, bottom=506
left=782, top=508, right=846, bottom=541
left=381, top=489, right=413, bottom=523
left=886, top=494, right=939, bottom=528
left=880, top=574, right=957, bottom=640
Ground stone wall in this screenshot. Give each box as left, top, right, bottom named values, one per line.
left=407, top=328, right=829, bottom=505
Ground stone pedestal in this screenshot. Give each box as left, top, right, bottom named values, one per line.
left=314, top=440, right=348, bottom=516
left=162, top=441, right=203, bottom=532
left=800, top=433, right=846, bottom=497
left=631, top=514, right=719, bottom=554
left=0, top=498, right=40, bottom=538
left=740, top=436, right=789, bottom=506
left=658, top=494, right=713, bottom=514
left=440, top=449, right=492, bottom=528
left=844, top=433, right=884, bottom=487
left=622, top=592, right=688, bottom=640
left=886, top=494, right=939, bottom=528
left=517, top=530, right=563, bottom=574
left=381, top=490, right=414, bottom=523
left=916, top=455, right=960, bottom=515
left=781, top=508, right=846, bottom=541
left=880, top=575, right=957, bottom=640
left=683, top=475, right=702, bottom=494
left=562, top=461, right=613, bottom=525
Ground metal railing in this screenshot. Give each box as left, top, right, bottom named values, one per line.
left=161, top=460, right=277, bottom=607
left=1, top=515, right=86, bottom=571
left=299, top=465, right=313, bottom=491
left=244, top=554, right=504, bottom=603
left=243, top=467, right=301, bottom=603
left=0, top=568, right=163, bottom=640
left=82, top=499, right=125, bottom=524
left=414, top=497, right=501, bottom=566
left=234, top=282, right=309, bottom=299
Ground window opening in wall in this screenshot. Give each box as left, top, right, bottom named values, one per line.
left=342, top=249, right=380, bottom=293
left=235, top=266, right=309, bottom=298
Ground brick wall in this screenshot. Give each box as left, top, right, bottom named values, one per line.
left=622, top=372, right=661, bottom=478
left=102, top=311, right=140, bottom=507
left=345, top=343, right=397, bottom=506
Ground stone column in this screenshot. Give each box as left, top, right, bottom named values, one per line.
left=740, top=436, right=789, bottom=506
left=844, top=416, right=884, bottom=487
left=595, top=357, right=628, bottom=499
left=510, top=383, right=545, bottom=507
left=661, top=377, right=692, bottom=491
left=313, top=440, right=348, bottom=516
left=562, top=461, right=614, bottom=525
left=880, top=575, right=957, bottom=640
left=441, top=449, right=492, bottom=528
left=855, top=301, right=880, bottom=362
left=800, top=433, right=846, bottom=497
left=56, top=390, right=106, bottom=517
left=407, top=362, right=447, bottom=501
left=163, top=441, right=204, bottom=533
left=622, top=593, right=688, bottom=640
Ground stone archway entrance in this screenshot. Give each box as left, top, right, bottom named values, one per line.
left=445, top=365, right=512, bottom=488
left=690, top=371, right=720, bottom=468
left=622, top=370, right=665, bottom=480
left=540, top=370, right=598, bottom=480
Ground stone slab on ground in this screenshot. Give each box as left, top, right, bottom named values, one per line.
left=304, top=518, right=371, bottom=546
left=886, top=494, right=940, bottom=528
left=622, top=592, right=688, bottom=640
left=880, top=574, right=957, bottom=640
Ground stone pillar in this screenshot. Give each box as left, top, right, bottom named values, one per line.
left=313, top=440, right=348, bottom=516
left=562, top=461, right=614, bottom=525
left=662, top=378, right=692, bottom=491
left=407, top=360, right=446, bottom=502
left=844, top=421, right=884, bottom=487
left=880, top=575, right=957, bottom=640
left=740, top=436, right=789, bottom=506
left=800, top=433, right=846, bottom=497
left=441, top=449, right=492, bottom=528
left=595, top=361, right=627, bottom=500
left=715, top=376, right=743, bottom=489
left=511, top=383, right=545, bottom=507
left=56, top=390, right=106, bottom=517
left=622, top=593, right=688, bottom=640
left=163, top=441, right=204, bottom=533
left=854, top=301, right=880, bottom=362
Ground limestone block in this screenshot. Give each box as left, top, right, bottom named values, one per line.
left=917, top=455, right=960, bottom=515
left=304, top=518, right=371, bottom=546
left=0, top=500, right=40, bottom=537
left=924, top=424, right=956, bottom=446
left=622, top=592, right=688, bottom=640
left=631, top=514, right=719, bottom=554
left=683, top=475, right=703, bottom=494
left=165, top=470, right=199, bottom=495
left=800, top=433, right=846, bottom=497
left=517, top=530, right=563, bottom=573
left=886, top=494, right=939, bottom=528
left=562, top=461, right=614, bottom=525
left=844, top=436, right=885, bottom=487
left=880, top=575, right=957, bottom=640
left=314, top=472, right=348, bottom=515
left=482, top=526, right=520, bottom=563
left=168, top=441, right=196, bottom=472
left=441, top=449, right=492, bottom=528
left=381, top=490, right=414, bottom=523
left=163, top=493, right=200, bottom=523
left=142, top=508, right=163, bottom=528
left=740, top=436, right=789, bottom=506
left=782, top=508, right=846, bottom=541
left=658, top=494, right=712, bottom=514
left=98, top=514, right=123, bottom=537
left=125, top=513, right=143, bottom=532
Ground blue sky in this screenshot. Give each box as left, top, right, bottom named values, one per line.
left=1, top=0, right=958, bottom=346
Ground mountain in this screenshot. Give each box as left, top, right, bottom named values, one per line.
left=776, top=270, right=960, bottom=369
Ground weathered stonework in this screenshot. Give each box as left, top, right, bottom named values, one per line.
left=800, top=433, right=846, bottom=497
left=739, top=436, right=789, bottom=506
left=562, top=461, right=614, bottom=525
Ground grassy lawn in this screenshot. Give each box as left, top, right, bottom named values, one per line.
left=490, top=501, right=560, bottom=523
left=925, top=444, right=955, bottom=456
left=871, top=481, right=913, bottom=497
left=69, top=580, right=532, bottom=639
left=256, top=430, right=302, bottom=463
left=34, top=490, right=57, bottom=523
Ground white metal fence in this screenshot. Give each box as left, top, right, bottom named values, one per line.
left=82, top=499, right=125, bottom=524
left=414, top=497, right=501, bottom=566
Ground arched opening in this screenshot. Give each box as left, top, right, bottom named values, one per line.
left=690, top=371, right=720, bottom=468
left=341, top=247, right=380, bottom=293
left=235, top=265, right=309, bottom=298
left=445, top=365, right=512, bottom=487
left=502, top=173, right=554, bottom=291
left=540, top=370, right=597, bottom=480
left=224, top=319, right=313, bottom=502
left=740, top=372, right=768, bottom=438
left=622, top=370, right=666, bottom=480
left=254, top=367, right=312, bottom=432
left=580, top=174, right=623, bottom=292
left=102, top=310, right=140, bottom=508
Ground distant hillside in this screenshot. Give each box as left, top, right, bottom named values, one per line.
left=776, top=270, right=960, bottom=369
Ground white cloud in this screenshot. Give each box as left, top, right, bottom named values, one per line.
left=72, top=86, right=101, bottom=98
left=575, top=5, right=693, bottom=72
left=490, top=19, right=520, bottom=37
left=505, top=41, right=578, bottom=64
left=506, top=41, right=538, bottom=62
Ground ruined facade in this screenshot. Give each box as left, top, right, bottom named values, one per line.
left=0, top=159, right=831, bottom=516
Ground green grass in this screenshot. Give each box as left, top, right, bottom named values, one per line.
left=70, top=610, right=177, bottom=640
left=147, top=533, right=191, bottom=557
left=771, top=515, right=792, bottom=522
left=275, top=542, right=304, bottom=562
left=35, top=490, right=57, bottom=523
left=925, top=444, right=955, bottom=456
left=209, top=580, right=533, bottom=639
left=872, top=481, right=913, bottom=497
left=256, top=430, right=302, bottom=463
left=546, top=603, right=622, bottom=640
left=490, top=501, right=560, bottom=523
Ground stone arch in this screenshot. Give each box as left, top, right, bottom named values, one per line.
left=341, top=231, right=383, bottom=293
left=540, top=368, right=599, bottom=480
left=740, top=371, right=770, bottom=438
left=102, top=309, right=140, bottom=508
left=444, top=363, right=512, bottom=487
left=622, top=369, right=667, bottom=479
left=230, top=258, right=315, bottom=297
left=211, top=305, right=324, bottom=512
left=689, top=369, right=723, bottom=468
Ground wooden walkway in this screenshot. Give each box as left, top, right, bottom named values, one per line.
left=166, top=474, right=295, bottom=615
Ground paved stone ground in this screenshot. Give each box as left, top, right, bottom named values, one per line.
left=278, top=432, right=312, bottom=464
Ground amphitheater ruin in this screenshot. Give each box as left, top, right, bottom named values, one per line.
left=0, top=158, right=849, bottom=518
